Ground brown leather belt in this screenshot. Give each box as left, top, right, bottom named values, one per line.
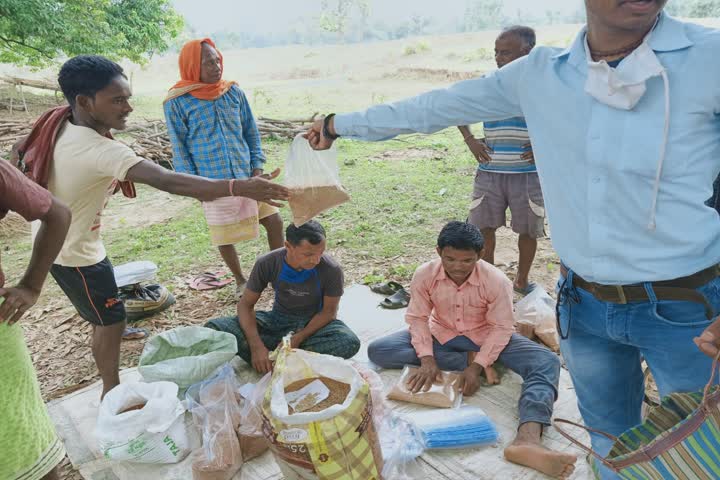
left=560, top=264, right=720, bottom=319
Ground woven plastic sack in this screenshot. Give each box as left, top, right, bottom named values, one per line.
left=138, top=326, right=238, bottom=390
left=95, top=381, right=191, bottom=463
left=555, top=358, right=720, bottom=480
left=285, top=134, right=349, bottom=226
left=261, top=339, right=384, bottom=479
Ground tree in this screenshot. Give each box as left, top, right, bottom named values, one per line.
left=0, top=0, right=184, bottom=67
left=408, top=14, right=432, bottom=37
left=665, top=0, right=720, bottom=17
left=463, top=0, right=504, bottom=31
left=319, top=0, right=369, bottom=42
left=686, top=0, right=720, bottom=16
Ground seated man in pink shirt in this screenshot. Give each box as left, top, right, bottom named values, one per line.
left=368, top=221, right=575, bottom=480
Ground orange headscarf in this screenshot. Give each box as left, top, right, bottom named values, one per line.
left=164, top=38, right=237, bottom=103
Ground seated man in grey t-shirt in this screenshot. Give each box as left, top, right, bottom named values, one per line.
left=206, top=220, right=360, bottom=373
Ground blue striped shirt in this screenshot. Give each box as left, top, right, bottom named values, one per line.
left=164, top=85, right=265, bottom=179
left=480, top=116, right=535, bottom=173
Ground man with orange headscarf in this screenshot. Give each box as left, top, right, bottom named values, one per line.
left=164, top=39, right=284, bottom=299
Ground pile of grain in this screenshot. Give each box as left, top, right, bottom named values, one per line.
left=288, top=186, right=350, bottom=226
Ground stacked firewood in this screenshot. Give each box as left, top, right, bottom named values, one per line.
left=120, top=120, right=174, bottom=167
left=0, top=119, right=32, bottom=145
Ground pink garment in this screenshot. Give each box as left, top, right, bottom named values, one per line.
left=202, top=196, right=259, bottom=226
left=405, top=258, right=515, bottom=368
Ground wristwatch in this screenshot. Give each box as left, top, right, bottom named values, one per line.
left=322, top=113, right=340, bottom=140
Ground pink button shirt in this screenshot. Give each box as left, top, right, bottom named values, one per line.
left=405, top=258, right=515, bottom=368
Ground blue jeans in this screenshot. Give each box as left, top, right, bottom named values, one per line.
left=367, top=331, right=560, bottom=426
left=557, top=270, right=720, bottom=479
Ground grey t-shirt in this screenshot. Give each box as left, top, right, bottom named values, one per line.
left=246, top=248, right=344, bottom=317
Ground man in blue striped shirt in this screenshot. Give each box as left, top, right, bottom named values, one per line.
left=164, top=39, right=284, bottom=298
left=458, top=26, right=543, bottom=296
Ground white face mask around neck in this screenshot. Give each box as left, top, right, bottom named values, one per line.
left=583, top=27, right=664, bottom=110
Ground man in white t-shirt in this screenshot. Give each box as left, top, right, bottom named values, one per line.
left=31, top=55, right=289, bottom=399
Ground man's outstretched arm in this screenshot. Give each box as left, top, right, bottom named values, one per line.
left=125, top=160, right=289, bottom=206
left=306, top=59, right=527, bottom=149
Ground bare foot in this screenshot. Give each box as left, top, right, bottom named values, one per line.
left=504, top=441, right=577, bottom=479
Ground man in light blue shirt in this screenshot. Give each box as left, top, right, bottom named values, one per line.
left=308, top=1, right=720, bottom=478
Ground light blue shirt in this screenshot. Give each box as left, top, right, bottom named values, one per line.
left=335, top=13, right=720, bottom=285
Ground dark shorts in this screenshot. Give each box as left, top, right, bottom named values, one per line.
left=469, top=170, right=546, bottom=238
left=50, top=257, right=126, bottom=327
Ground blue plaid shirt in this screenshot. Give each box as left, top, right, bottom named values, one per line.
left=164, top=85, right=265, bottom=179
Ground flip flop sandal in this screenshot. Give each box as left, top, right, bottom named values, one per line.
left=379, top=287, right=411, bottom=309
left=122, top=327, right=149, bottom=341
left=370, top=280, right=404, bottom=296
left=189, top=271, right=233, bottom=291
left=513, top=281, right=538, bottom=296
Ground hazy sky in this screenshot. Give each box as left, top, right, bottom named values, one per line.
left=173, top=0, right=584, bottom=34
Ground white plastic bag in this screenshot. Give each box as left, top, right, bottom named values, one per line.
left=513, top=286, right=560, bottom=352
left=113, top=260, right=158, bottom=288
left=96, top=381, right=191, bottom=463
left=138, top=326, right=238, bottom=390
left=284, top=134, right=349, bottom=226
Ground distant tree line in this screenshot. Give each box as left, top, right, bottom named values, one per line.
left=179, top=0, right=720, bottom=52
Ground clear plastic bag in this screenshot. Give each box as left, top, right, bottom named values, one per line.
left=513, top=286, right=560, bottom=352
left=284, top=134, right=350, bottom=226
left=185, top=364, right=243, bottom=480
left=387, top=365, right=463, bottom=408
left=403, top=406, right=499, bottom=450
left=353, top=362, right=427, bottom=479
left=236, top=373, right=271, bottom=462
left=378, top=413, right=426, bottom=480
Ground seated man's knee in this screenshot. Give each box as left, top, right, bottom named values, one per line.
left=367, top=337, right=400, bottom=368
left=534, top=348, right=561, bottom=378
left=204, top=315, right=236, bottom=330
left=338, top=332, right=361, bottom=359
left=367, top=339, right=382, bottom=365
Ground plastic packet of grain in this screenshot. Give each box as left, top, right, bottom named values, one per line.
left=387, top=365, right=463, bottom=408
left=285, top=134, right=350, bottom=226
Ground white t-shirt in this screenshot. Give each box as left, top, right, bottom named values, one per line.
left=47, top=122, right=143, bottom=267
